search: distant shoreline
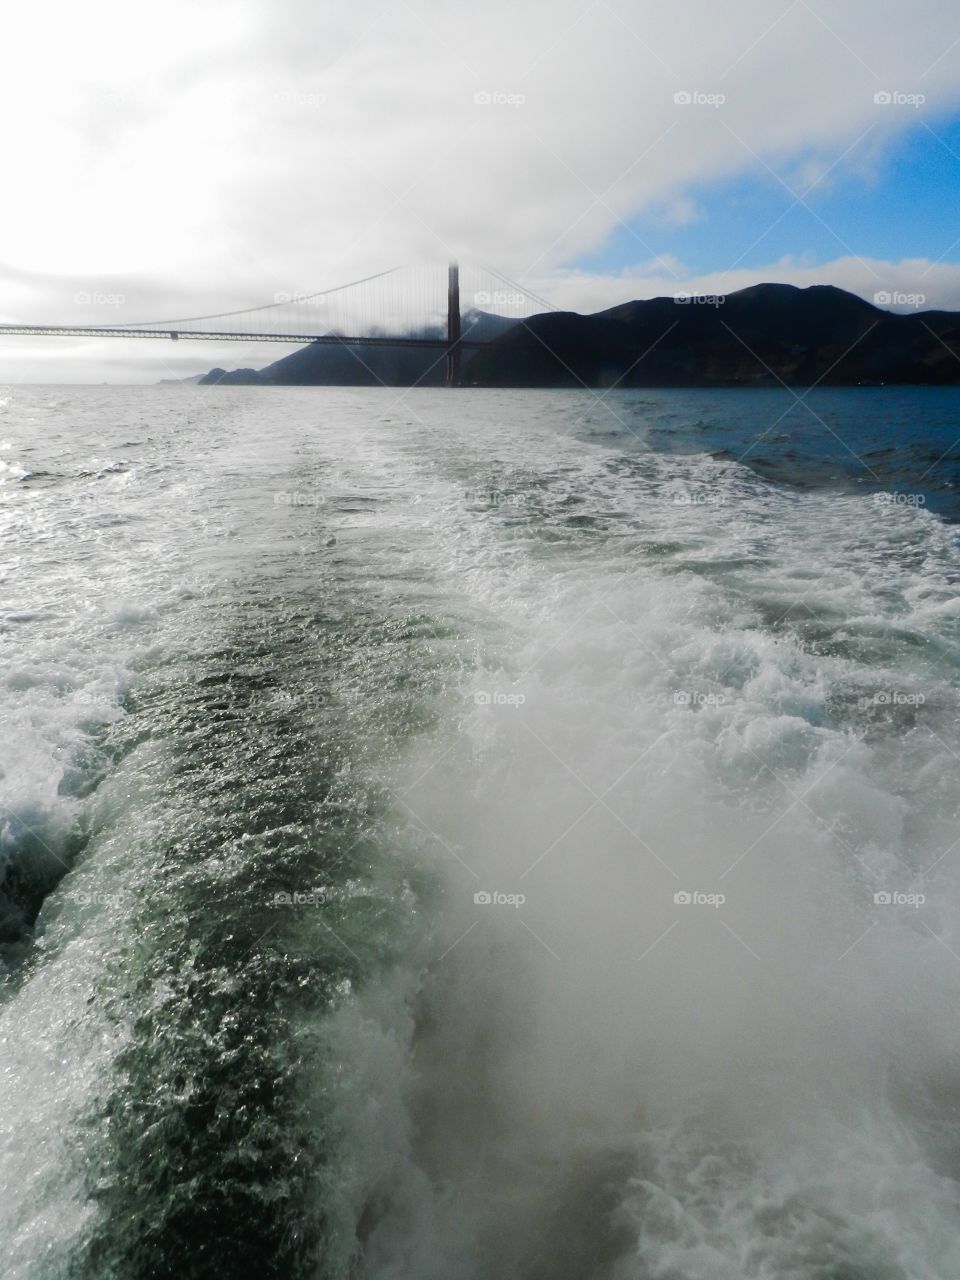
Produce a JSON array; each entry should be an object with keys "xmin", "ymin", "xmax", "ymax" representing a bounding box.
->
[{"xmin": 196, "ymin": 283, "xmax": 960, "ymax": 390}]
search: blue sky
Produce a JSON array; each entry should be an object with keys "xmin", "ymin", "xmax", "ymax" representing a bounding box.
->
[{"xmin": 579, "ymin": 112, "xmax": 960, "ymax": 284}]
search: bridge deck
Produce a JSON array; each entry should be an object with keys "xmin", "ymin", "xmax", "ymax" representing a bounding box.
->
[{"xmin": 0, "ymin": 325, "xmax": 489, "ymax": 348}]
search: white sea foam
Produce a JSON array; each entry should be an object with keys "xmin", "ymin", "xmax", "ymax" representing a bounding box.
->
[
  {"xmin": 313, "ymin": 394, "xmax": 960, "ymax": 1277},
  {"xmin": 2, "ymin": 387, "xmax": 959, "ymax": 1277}
]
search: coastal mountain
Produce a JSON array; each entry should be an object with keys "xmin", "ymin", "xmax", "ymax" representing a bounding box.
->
[
  {"xmin": 199, "ymin": 284, "xmax": 960, "ymax": 388},
  {"xmin": 201, "ymin": 344, "xmax": 445, "ymax": 387},
  {"xmin": 468, "ymin": 284, "xmax": 960, "ymax": 387}
]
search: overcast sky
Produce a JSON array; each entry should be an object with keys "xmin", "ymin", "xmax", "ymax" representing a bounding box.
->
[{"xmin": 3, "ymin": 0, "xmax": 960, "ymax": 381}]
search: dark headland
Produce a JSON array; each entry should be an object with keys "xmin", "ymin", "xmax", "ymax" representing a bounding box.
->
[{"xmin": 199, "ymin": 282, "xmax": 960, "ymax": 388}]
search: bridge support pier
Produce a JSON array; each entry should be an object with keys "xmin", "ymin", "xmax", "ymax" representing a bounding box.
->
[{"xmin": 445, "ymin": 262, "xmax": 461, "ymax": 387}]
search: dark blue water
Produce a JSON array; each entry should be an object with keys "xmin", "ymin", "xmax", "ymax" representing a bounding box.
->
[{"xmin": 581, "ymin": 387, "xmax": 960, "ymax": 520}]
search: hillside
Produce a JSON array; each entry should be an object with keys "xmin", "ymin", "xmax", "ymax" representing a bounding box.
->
[{"xmin": 199, "ymin": 285, "xmax": 960, "ymax": 388}]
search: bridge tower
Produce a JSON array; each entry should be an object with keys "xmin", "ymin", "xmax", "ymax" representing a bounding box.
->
[{"xmin": 445, "ymin": 262, "xmax": 461, "ymax": 387}]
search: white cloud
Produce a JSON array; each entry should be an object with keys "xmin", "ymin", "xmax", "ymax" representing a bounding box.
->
[
  {"xmin": 650, "ymin": 196, "xmax": 704, "ymax": 229},
  {"xmin": 547, "ymin": 254, "xmax": 960, "ymax": 314},
  {"xmin": 1, "ymin": 0, "xmax": 959, "ymax": 378}
]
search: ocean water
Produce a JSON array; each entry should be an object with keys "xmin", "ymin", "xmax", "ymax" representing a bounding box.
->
[{"xmin": 2, "ymin": 384, "xmax": 960, "ymax": 1279}]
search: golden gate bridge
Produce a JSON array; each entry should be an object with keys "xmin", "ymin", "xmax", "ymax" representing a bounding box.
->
[{"xmin": 0, "ymin": 262, "xmax": 556, "ymax": 386}]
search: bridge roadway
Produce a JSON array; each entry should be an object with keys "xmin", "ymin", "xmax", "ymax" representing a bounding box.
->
[{"xmin": 0, "ymin": 325, "xmax": 489, "ymax": 348}]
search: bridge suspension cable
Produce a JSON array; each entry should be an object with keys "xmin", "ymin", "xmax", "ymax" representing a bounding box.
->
[
  {"xmin": 116, "ymin": 266, "xmax": 404, "ymax": 329},
  {"xmin": 473, "ymin": 264, "xmax": 560, "ymax": 314}
]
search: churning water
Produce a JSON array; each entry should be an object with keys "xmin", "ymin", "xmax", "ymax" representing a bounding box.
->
[{"xmin": 2, "ymin": 385, "xmax": 960, "ymax": 1279}]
